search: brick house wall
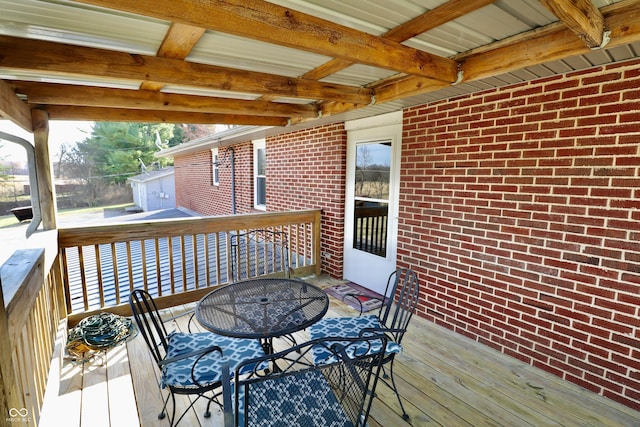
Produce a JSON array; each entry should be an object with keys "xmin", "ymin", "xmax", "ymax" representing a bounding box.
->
[
  {"xmin": 399, "ymin": 58, "xmax": 640, "ymax": 408},
  {"xmin": 174, "ymin": 150, "xmax": 230, "ymax": 215}
]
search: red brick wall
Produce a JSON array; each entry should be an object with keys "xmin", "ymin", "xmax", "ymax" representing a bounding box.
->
[
  {"xmin": 174, "ymin": 144, "xmax": 256, "ymax": 216},
  {"xmin": 400, "ymin": 58, "xmax": 640, "ymax": 408},
  {"xmin": 174, "ymin": 150, "xmax": 230, "ymax": 215},
  {"xmin": 268, "ymin": 124, "xmax": 347, "ymax": 277}
]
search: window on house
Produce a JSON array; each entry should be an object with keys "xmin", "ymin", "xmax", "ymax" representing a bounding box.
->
[
  {"xmin": 211, "ymin": 148, "xmax": 219, "ymax": 186},
  {"xmin": 253, "ymin": 139, "xmax": 266, "ymax": 210}
]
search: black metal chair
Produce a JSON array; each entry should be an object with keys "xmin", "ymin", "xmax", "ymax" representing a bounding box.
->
[
  {"xmin": 129, "ymin": 289, "xmax": 267, "ymax": 427},
  {"xmin": 230, "ymin": 229, "xmax": 291, "ymax": 282},
  {"xmin": 221, "ymin": 335, "xmax": 387, "ymax": 427},
  {"xmin": 308, "ymin": 267, "xmax": 421, "ymax": 420}
]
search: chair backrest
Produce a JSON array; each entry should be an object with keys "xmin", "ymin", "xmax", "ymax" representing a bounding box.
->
[
  {"xmin": 129, "ymin": 289, "xmax": 170, "ymax": 365},
  {"xmin": 223, "ymin": 335, "xmax": 387, "ymax": 427},
  {"xmin": 230, "ymin": 229, "xmax": 290, "ymax": 282},
  {"xmin": 377, "ymin": 267, "xmax": 420, "ymax": 344}
]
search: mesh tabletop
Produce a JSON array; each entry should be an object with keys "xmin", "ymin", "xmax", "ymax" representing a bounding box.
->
[{"xmin": 195, "ymin": 278, "xmax": 329, "ymax": 339}]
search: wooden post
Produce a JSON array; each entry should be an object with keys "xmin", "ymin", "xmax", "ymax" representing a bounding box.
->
[{"xmin": 32, "ymin": 109, "xmax": 57, "ymax": 230}]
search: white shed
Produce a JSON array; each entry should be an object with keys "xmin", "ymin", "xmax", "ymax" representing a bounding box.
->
[{"xmin": 128, "ymin": 167, "xmax": 175, "ymax": 212}]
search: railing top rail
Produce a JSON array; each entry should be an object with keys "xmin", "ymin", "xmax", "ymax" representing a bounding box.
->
[{"xmin": 58, "ymin": 209, "xmax": 321, "ymax": 248}]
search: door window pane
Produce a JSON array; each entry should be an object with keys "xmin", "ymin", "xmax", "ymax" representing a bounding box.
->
[
  {"xmin": 352, "ymin": 141, "xmax": 391, "ymax": 257},
  {"xmin": 354, "ymin": 143, "xmax": 390, "ymax": 200}
]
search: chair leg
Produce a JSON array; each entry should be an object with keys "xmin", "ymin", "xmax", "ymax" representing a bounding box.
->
[
  {"xmin": 204, "ymin": 394, "xmax": 214, "ymax": 418},
  {"xmin": 158, "ymin": 391, "xmax": 170, "ymax": 420},
  {"xmin": 382, "ymin": 359, "xmax": 410, "ymax": 421}
]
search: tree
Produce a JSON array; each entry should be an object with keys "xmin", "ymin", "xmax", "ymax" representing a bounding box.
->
[
  {"xmin": 57, "ymin": 122, "xmax": 215, "ymax": 206},
  {"xmin": 172, "ymin": 124, "xmax": 215, "ymax": 146}
]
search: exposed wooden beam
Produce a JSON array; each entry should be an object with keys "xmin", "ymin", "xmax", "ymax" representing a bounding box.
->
[
  {"xmin": 384, "ymin": 0, "xmax": 496, "ymax": 42},
  {"xmin": 0, "ymin": 36, "xmax": 373, "ymax": 105},
  {"xmin": 140, "ymin": 22, "xmax": 206, "ymax": 91},
  {"xmin": 0, "ymin": 79, "xmax": 32, "ymax": 132},
  {"xmin": 44, "ymin": 105, "xmax": 290, "ymax": 126},
  {"xmin": 539, "ymin": 0, "xmax": 605, "ymax": 48},
  {"xmin": 73, "ymin": 0, "xmax": 459, "ymax": 82},
  {"xmin": 318, "ymin": 75, "xmax": 451, "ymax": 120},
  {"xmin": 374, "ymin": 76, "xmax": 451, "ymax": 105},
  {"xmin": 459, "ymin": 0, "xmax": 640, "ymax": 82},
  {"xmin": 157, "ymin": 22, "xmax": 206, "ymax": 59},
  {"xmin": 12, "ymin": 81, "xmax": 319, "ymax": 119},
  {"xmin": 302, "ymin": 0, "xmax": 495, "ymax": 81},
  {"xmin": 372, "ymin": 0, "xmax": 640, "ymax": 103}
]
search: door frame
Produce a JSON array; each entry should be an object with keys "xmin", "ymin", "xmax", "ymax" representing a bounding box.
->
[{"xmin": 343, "ymin": 111, "xmax": 402, "ymax": 294}]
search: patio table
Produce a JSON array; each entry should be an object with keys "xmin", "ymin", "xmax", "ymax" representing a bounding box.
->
[{"xmin": 195, "ymin": 277, "xmax": 329, "ymax": 354}]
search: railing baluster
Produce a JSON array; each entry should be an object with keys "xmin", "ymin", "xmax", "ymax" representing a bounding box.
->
[
  {"xmin": 61, "ymin": 248, "xmax": 73, "ymax": 314},
  {"xmin": 192, "ymin": 234, "xmax": 199, "ymax": 288},
  {"xmin": 168, "ymin": 236, "xmax": 176, "ymax": 294},
  {"xmin": 180, "ymin": 236, "xmax": 187, "ymax": 292},
  {"xmin": 125, "ymin": 241, "xmax": 134, "ymax": 294},
  {"xmin": 214, "ymin": 232, "xmax": 221, "ymax": 285},
  {"xmin": 94, "ymin": 244, "xmax": 104, "ymax": 307},
  {"xmin": 204, "ymin": 233, "xmax": 210, "ymax": 287},
  {"xmin": 111, "ymin": 243, "xmax": 120, "ymax": 305},
  {"xmin": 78, "ymin": 246, "xmax": 89, "ymax": 311},
  {"xmin": 154, "ymin": 238, "xmax": 162, "ymax": 296}
]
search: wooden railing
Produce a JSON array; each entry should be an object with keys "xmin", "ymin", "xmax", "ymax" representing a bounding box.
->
[
  {"xmin": 0, "ymin": 231, "xmax": 65, "ymax": 426},
  {"xmin": 58, "ymin": 210, "xmax": 322, "ymax": 325}
]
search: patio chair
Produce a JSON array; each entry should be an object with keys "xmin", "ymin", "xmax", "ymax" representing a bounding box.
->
[
  {"xmin": 230, "ymin": 229, "xmax": 291, "ymax": 282},
  {"xmin": 221, "ymin": 335, "xmax": 388, "ymax": 427},
  {"xmin": 308, "ymin": 267, "xmax": 420, "ymax": 420},
  {"xmin": 129, "ymin": 289, "xmax": 267, "ymax": 427}
]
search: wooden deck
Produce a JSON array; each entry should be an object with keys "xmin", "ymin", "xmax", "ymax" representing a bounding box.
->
[{"xmin": 39, "ymin": 275, "xmax": 640, "ymax": 427}]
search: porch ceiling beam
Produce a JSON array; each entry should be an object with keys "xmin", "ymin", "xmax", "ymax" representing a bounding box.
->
[
  {"xmin": 302, "ymin": 0, "xmax": 496, "ymax": 81},
  {"xmin": 0, "ymin": 36, "xmax": 373, "ymax": 105},
  {"xmin": 44, "ymin": 105, "xmax": 290, "ymax": 126},
  {"xmin": 371, "ymin": 0, "xmax": 640, "ymax": 103},
  {"xmin": 11, "ymin": 81, "xmax": 319, "ymax": 120},
  {"xmin": 140, "ymin": 22, "xmax": 207, "ymax": 91},
  {"xmin": 459, "ymin": 0, "xmax": 640, "ymax": 82},
  {"xmin": 539, "ymin": 0, "xmax": 605, "ymax": 49},
  {"xmin": 0, "ymin": 79, "xmax": 32, "ymax": 132},
  {"xmin": 72, "ymin": 0, "xmax": 459, "ymax": 83}
]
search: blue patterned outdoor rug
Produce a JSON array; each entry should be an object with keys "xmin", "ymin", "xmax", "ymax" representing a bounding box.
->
[{"xmin": 325, "ymin": 282, "xmax": 384, "ymax": 312}]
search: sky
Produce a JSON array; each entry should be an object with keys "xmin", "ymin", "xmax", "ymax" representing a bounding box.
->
[{"xmin": 0, "ymin": 120, "xmax": 94, "ymax": 167}]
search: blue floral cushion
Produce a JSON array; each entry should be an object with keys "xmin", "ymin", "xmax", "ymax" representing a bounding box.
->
[
  {"xmin": 308, "ymin": 315, "xmax": 402, "ymax": 365},
  {"xmin": 238, "ymin": 369, "xmax": 354, "ymax": 427},
  {"xmin": 162, "ymin": 332, "xmax": 266, "ymax": 389}
]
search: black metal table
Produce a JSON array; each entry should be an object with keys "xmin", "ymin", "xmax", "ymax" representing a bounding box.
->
[{"xmin": 195, "ymin": 278, "xmax": 329, "ymax": 354}]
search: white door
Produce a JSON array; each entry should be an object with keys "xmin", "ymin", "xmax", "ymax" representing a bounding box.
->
[{"xmin": 343, "ymin": 112, "xmax": 402, "ymax": 295}]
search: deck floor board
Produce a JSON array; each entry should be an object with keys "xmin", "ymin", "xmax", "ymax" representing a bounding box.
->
[{"xmin": 41, "ymin": 275, "xmax": 640, "ymax": 426}]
